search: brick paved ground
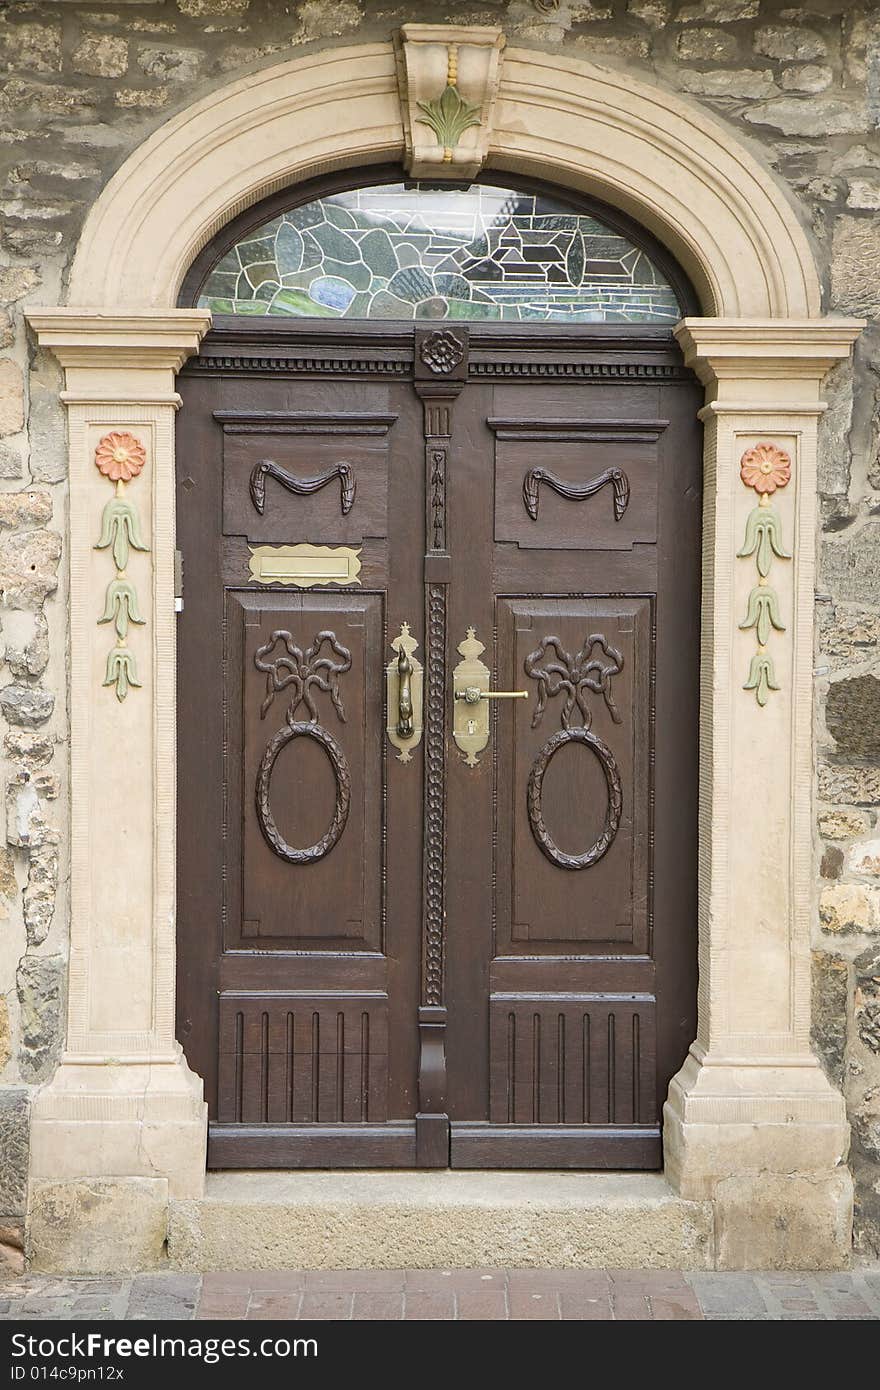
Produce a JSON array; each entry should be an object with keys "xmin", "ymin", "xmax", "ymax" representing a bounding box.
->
[{"xmin": 0, "ymin": 1269, "xmax": 877, "ymax": 1320}]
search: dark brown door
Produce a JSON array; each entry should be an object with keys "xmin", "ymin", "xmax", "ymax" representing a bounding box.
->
[{"xmin": 176, "ymin": 320, "xmax": 701, "ymax": 1169}]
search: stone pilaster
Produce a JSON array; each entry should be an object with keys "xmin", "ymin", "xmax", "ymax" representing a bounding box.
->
[
  {"xmin": 665, "ymin": 318, "xmax": 863, "ymax": 1269},
  {"xmin": 23, "ymin": 311, "xmax": 210, "ymax": 1271}
]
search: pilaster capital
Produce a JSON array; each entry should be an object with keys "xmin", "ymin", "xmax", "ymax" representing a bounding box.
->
[
  {"xmin": 25, "ymin": 309, "xmax": 212, "ymax": 374},
  {"xmin": 674, "ymin": 317, "xmax": 864, "ymax": 401}
]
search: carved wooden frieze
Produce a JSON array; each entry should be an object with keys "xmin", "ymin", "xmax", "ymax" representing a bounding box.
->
[
  {"xmin": 524, "ymin": 634, "xmax": 624, "ymax": 870},
  {"xmin": 737, "ymin": 443, "xmax": 792, "ymax": 707},
  {"xmin": 94, "ymin": 431, "xmax": 149, "ymax": 701},
  {"xmin": 396, "ymin": 23, "xmax": 505, "ymax": 179},
  {"xmin": 253, "ymin": 629, "xmax": 352, "ymax": 864}
]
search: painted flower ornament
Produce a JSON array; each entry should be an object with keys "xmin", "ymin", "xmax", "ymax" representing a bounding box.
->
[
  {"xmin": 94, "ymin": 431, "xmax": 147, "ymax": 483},
  {"xmin": 739, "ymin": 443, "xmax": 791, "ymax": 496},
  {"xmin": 737, "ymin": 442, "xmax": 792, "ymax": 708},
  {"xmin": 94, "ymin": 431, "xmax": 149, "ymax": 701}
]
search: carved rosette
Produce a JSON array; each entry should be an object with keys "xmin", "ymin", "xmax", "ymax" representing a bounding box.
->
[
  {"xmin": 253, "ymin": 629, "xmax": 352, "ymax": 864},
  {"xmin": 94, "ymin": 431, "xmax": 149, "ymax": 701},
  {"xmin": 737, "ymin": 443, "xmax": 792, "ymax": 707},
  {"xmin": 419, "ymin": 329, "xmax": 466, "ymax": 377},
  {"xmin": 524, "ymin": 634, "xmax": 624, "ymax": 870}
]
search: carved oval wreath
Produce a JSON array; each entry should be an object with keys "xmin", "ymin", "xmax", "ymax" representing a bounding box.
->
[
  {"xmin": 527, "ymin": 727, "xmax": 623, "ymax": 871},
  {"xmin": 256, "ymin": 720, "xmax": 351, "ymax": 865}
]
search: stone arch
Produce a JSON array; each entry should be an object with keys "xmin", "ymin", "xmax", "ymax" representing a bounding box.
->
[{"xmin": 67, "ymin": 42, "xmax": 819, "ymax": 319}]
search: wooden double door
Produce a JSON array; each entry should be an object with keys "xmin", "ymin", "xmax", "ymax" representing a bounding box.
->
[{"xmin": 176, "ymin": 321, "xmax": 701, "ymax": 1169}]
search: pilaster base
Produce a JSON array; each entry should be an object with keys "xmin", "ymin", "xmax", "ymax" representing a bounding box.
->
[
  {"xmin": 29, "ymin": 1048, "xmax": 207, "ymax": 1206},
  {"xmin": 664, "ymin": 1048, "xmax": 852, "ymax": 1269},
  {"xmin": 29, "ymin": 1178, "xmax": 170, "ymax": 1275}
]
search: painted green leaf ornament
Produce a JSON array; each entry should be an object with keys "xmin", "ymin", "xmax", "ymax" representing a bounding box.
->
[
  {"xmin": 99, "ymin": 577, "xmax": 145, "ymax": 640},
  {"xmin": 739, "ymin": 584, "xmax": 785, "ymax": 647},
  {"xmin": 95, "ymin": 496, "xmax": 149, "ymax": 572},
  {"xmin": 743, "ymin": 651, "xmax": 781, "ymax": 708},
  {"xmin": 736, "ymin": 503, "xmax": 790, "ymax": 578},
  {"xmin": 103, "ymin": 646, "xmax": 141, "ymax": 702},
  {"xmin": 416, "ymin": 85, "xmax": 481, "ymax": 152}
]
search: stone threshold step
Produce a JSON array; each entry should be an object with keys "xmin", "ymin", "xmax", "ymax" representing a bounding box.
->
[{"xmin": 168, "ymin": 1171, "xmax": 714, "ymax": 1271}]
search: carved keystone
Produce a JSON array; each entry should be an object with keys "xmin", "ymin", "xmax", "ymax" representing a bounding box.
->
[{"xmin": 396, "ymin": 24, "xmax": 505, "ymax": 180}]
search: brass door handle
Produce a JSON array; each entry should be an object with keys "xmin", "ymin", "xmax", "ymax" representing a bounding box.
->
[
  {"xmin": 398, "ymin": 646, "xmax": 414, "ymax": 738},
  {"xmin": 386, "ymin": 623, "xmax": 423, "ymax": 763},
  {"xmin": 455, "ymin": 687, "xmax": 528, "ymax": 704},
  {"xmin": 452, "ymin": 627, "xmax": 529, "ymax": 766}
]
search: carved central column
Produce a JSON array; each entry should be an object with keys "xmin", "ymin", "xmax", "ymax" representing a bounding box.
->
[{"xmin": 413, "ymin": 326, "xmax": 468, "ymax": 1167}]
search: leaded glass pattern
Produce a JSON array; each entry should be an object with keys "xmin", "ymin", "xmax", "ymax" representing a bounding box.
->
[{"xmin": 198, "ymin": 183, "xmax": 681, "ymax": 323}]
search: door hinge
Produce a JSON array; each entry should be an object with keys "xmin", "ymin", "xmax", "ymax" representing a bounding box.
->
[{"xmin": 174, "ymin": 548, "xmax": 184, "ymax": 613}]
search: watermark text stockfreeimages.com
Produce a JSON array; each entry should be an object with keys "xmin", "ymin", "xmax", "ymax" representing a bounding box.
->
[{"xmin": 11, "ymin": 1333, "xmax": 317, "ymax": 1368}]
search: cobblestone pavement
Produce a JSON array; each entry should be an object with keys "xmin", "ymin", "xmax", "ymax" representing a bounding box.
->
[{"xmin": 0, "ymin": 1269, "xmax": 878, "ymax": 1320}]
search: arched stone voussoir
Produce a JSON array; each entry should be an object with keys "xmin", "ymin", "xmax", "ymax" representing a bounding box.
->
[{"xmin": 67, "ymin": 42, "xmax": 820, "ymax": 318}]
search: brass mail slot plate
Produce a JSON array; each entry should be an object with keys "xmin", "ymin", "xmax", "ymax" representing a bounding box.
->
[{"xmin": 248, "ymin": 543, "xmax": 362, "ymax": 587}]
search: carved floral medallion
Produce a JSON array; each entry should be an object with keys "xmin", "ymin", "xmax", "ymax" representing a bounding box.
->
[
  {"xmin": 419, "ymin": 329, "xmax": 465, "ymax": 376},
  {"xmin": 94, "ymin": 431, "xmax": 147, "ymax": 483},
  {"xmin": 740, "ymin": 442, "xmax": 791, "ymax": 495}
]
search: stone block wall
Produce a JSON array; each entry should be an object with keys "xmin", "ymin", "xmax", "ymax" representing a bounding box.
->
[{"xmin": 1, "ymin": 0, "xmax": 879, "ymax": 1257}]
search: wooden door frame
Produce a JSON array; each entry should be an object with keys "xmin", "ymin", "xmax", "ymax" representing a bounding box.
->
[{"xmin": 24, "ymin": 33, "xmax": 862, "ymax": 1270}]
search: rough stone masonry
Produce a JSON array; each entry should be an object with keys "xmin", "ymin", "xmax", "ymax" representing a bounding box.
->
[{"xmin": 1, "ymin": 0, "xmax": 879, "ymax": 1263}]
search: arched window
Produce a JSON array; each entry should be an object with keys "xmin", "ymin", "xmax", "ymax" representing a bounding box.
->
[{"xmin": 195, "ymin": 181, "xmax": 683, "ymax": 324}]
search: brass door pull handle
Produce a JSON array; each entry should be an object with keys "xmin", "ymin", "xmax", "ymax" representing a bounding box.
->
[
  {"xmin": 398, "ymin": 646, "xmax": 414, "ymax": 738},
  {"xmin": 386, "ymin": 623, "xmax": 423, "ymax": 763},
  {"xmin": 455, "ymin": 687, "xmax": 529, "ymax": 704}
]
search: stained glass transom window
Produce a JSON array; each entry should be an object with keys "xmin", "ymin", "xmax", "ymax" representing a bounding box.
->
[{"xmin": 197, "ymin": 183, "xmax": 682, "ymax": 323}]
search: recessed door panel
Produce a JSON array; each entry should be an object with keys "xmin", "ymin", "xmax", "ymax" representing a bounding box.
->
[
  {"xmin": 492, "ymin": 429, "xmax": 661, "ymax": 551},
  {"xmin": 228, "ymin": 589, "xmax": 383, "ymax": 950},
  {"xmin": 495, "ymin": 596, "xmax": 651, "ymax": 951},
  {"xmin": 488, "ymin": 995, "xmax": 657, "ymax": 1127},
  {"xmin": 217, "ymin": 992, "xmax": 389, "ymax": 1125},
  {"xmin": 221, "ymin": 420, "xmax": 393, "ymax": 544}
]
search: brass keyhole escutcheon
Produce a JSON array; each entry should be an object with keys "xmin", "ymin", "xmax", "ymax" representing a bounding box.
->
[{"xmin": 452, "ymin": 627, "xmax": 528, "ymax": 766}]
